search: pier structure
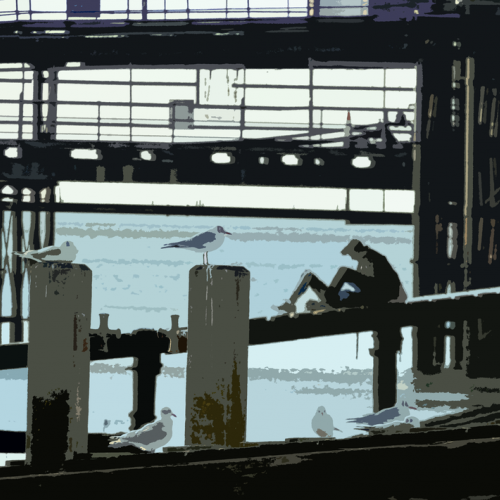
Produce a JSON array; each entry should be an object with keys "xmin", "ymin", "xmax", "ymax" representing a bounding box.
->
[{"xmin": 0, "ymin": 1, "xmax": 500, "ymax": 490}]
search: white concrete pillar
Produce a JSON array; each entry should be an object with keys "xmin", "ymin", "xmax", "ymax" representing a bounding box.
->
[
  {"xmin": 26, "ymin": 263, "xmax": 92, "ymax": 469},
  {"xmin": 185, "ymin": 265, "xmax": 250, "ymax": 448}
]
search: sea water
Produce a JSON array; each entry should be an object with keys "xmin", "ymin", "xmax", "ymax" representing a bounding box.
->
[{"xmin": 0, "ymin": 214, "xmax": 468, "ymax": 464}]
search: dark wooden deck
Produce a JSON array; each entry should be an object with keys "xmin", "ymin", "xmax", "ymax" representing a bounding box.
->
[{"xmin": 0, "ymin": 423, "xmax": 499, "ymax": 498}]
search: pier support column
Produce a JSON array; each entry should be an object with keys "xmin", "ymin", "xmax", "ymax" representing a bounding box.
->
[
  {"xmin": 370, "ymin": 327, "xmax": 402, "ymax": 413},
  {"xmin": 26, "ymin": 263, "xmax": 92, "ymax": 469},
  {"xmin": 128, "ymin": 350, "xmax": 163, "ymax": 431},
  {"xmin": 185, "ymin": 265, "xmax": 250, "ymax": 448}
]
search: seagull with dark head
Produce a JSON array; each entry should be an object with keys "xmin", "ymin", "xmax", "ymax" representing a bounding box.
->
[
  {"xmin": 347, "ymin": 394, "xmax": 416, "ymax": 428},
  {"xmin": 108, "ymin": 407, "xmax": 177, "ymax": 453},
  {"xmin": 161, "ymin": 226, "xmax": 231, "ymax": 265}
]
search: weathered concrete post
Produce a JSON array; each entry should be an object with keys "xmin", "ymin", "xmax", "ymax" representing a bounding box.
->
[
  {"xmin": 185, "ymin": 265, "xmax": 250, "ymax": 448},
  {"xmin": 26, "ymin": 263, "xmax": 92, "ymax": 469},
  {"xmin": 370, "ymin": 326, "xmax": 402, "ymax": 413}
]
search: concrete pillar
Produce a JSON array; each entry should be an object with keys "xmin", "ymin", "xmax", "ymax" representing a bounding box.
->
[
  {"xmin": 26, "ymin": 263, "xmax": 92, "ymax": 469},
  {"xmin": 185, "ymin": 265, "xmax": 250, "ymax": 448}
]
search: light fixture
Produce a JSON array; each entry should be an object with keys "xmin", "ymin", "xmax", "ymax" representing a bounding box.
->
[
  {"xmin": 281, "ymin": 154, "xmax": 302, "ymax": 166},
  {"xmin": 351, "ymin": 156, "xmax": 373, "ymax": 169},
  {"xmin": 70, "ymin": 149, "xmax": 101, "ymax": 160},
  {"xmin": 4, "ymin": 147, "xmax": 21, "ymax": 159},
  {"xmin": 140, "ymin": 151, "xmax": 156, "ymax": 161},
  {"xmin": 211, "ymin": 152, "xmax": 233, "ymax": 164}
]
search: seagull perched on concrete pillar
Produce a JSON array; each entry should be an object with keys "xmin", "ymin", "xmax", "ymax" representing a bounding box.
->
[
  {"xmin": 161, "ymin": 226, "xmax": 231, "ymax": 265},
  {"xmin": 12, "ymin": 241, "xmax": 78, "ymax": 263}
]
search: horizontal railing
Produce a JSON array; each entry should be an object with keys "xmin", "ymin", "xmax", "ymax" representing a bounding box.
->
[{"xmin": 2, "ymin": 287, "xmax": 500, "ymax": 371}]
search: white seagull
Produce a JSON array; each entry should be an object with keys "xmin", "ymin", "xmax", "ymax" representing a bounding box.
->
[
  {"xmin": 355, "ymin": 415, "xmax": 422, "ymax": 434},
  {"xmin": 12, "ymin": 241, "xmax": 78, "ymax": 263},
  {"xmin": 161, "ymin": 226, "xmax": 231, "ymax": 265},
  {"xmin": 312, "ymin": 406, "xmax": 342, "ymax": 438},
  {"xmin": 108, "ymin": 407, "xmax": 177, "ymax": 453},
  {"xmin": 347, "ymin": 394, "xmax": 416, "ymax": 429}
]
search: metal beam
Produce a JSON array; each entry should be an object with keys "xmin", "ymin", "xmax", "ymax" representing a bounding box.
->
[{"xmin": 0, "ymin": 200, "xmax": 412, "ymax": 224}]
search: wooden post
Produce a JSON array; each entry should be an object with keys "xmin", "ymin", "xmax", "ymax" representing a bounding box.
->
[
  {"xmin": 370, "ymin": 327, "xmax": 402, "ymax": 413},
  {"xmin": 25, "ymin": 263, "xmax": 92, "ymax": 470},
  {"xmin": 185, "ymin": 265, "xmax": 250, "ymax": 448}
]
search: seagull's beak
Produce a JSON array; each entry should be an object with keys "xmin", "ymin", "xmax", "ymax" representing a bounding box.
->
[
  {"xmin": 409, "ymin": 406, "xmax": 417, "ymax": 410},
  {"xmin": 172, "ymin": 413, "xmax": 177, "ymax": 417},
  {"xmin": 225, "ymin": 231, "xmax": 232, "ymax": 235}
]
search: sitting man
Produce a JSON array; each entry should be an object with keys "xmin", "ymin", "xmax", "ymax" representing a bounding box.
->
[{"xmin": 273, "ymin": 239, "xmax": 407, "ymax": 315}]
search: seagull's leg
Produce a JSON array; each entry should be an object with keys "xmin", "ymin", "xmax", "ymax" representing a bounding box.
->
[{"xmin": 203, "ymin": 252, "xmax": 208, "ymax": 265}]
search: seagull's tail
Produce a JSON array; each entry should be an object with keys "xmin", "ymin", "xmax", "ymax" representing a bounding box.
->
[
  {"xmin": 108, "ymin": 439, "xmax": 128, "ymax": 449},
  {"xmin": 346, "ymin": 418, "xmax": 362, "ymax": 424},
  {"xmin": 161, "ymin": 244, "xmax": 181, "ymax": 249},
  {"xmin": 12, "ymin": 251, "xmax": 24, "ymax": 257}
]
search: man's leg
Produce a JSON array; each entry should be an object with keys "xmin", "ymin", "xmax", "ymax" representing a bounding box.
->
[
  {"xmin": 289, "ymin": 271, "xmax": 328, "ymax": 304},
  {"xmin": 325, "ymin": 267, "xmax": 376, "ymax": 306},
  {"xmin": 274, "ymin": 271, "xmax": 328, "ymax": 314}
]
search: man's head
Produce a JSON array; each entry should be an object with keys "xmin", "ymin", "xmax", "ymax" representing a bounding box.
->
[{"xmin": 341, "ymin": 239, "xmax": 368, "ymax": 259}]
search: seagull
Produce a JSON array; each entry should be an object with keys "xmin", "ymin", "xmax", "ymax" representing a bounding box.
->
[
  {"xmin": 108, "ymin": 407, "xmax": 176, "ymax": 453},
  {"xmin": 355, "ymin": 415, "xmax": 422, "ymax": 435},
  {"xmin": 12, "ymin": 241, "xmax": 78, "ymax": 263},
  {"xmin": 347, "ymin": 394, "xmax": 416, "ymax": 428},
  {"xmin": 312, "ymin": 406, "xmax": 342, "ymax": 438},
  {"xmin": 404, "ymin": 415, "xmax": 420, "ymax": 428},
  {"xmin": 161, "ymin": 226, "xmax": 231, "ymax": 265}
]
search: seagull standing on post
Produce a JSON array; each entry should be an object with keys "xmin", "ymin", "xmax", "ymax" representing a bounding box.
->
[
  {"xmin": 12, "ymin": 241, "xmax": 78, "ymax": 263},
  {"xmin": 161, "ymin": 226, "xmax": 231, "ymax": 265}
]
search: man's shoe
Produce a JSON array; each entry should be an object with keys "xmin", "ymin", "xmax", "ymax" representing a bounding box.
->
[
  {"xmin": 271, "ymin": 300, "xmax": 296, "ymax": 315},
  {"xmin": 306, "ymin": 300, "xmax": 335, "ymax": 313}
]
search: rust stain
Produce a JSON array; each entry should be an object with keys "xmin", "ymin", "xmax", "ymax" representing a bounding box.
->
[
  {"xmin": 190, "ymin": 394, "xmax": 225, "ymax": 445},
  {"xmin": 82, "ymin": 337, "xmax": 88, "ymax": 353}
]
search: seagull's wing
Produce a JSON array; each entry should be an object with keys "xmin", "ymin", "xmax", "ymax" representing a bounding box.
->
[
  {"xmin": 163, "ymin": 231, "xmax": 217, "ymax": 250},
  {"xmin": 129, "ymin": 421, "xmax": 167, "ymax": 446},
  {"xmin": 34, "ymin": 247, "xmax": 62, "ymax": 260},
  {"xmin": 347, "ymin": 406, "xmax": 401, "ymax": 426},
  {"xmin": 314, "ymin": 428, "xmax": 329, "ymax": 438}
]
